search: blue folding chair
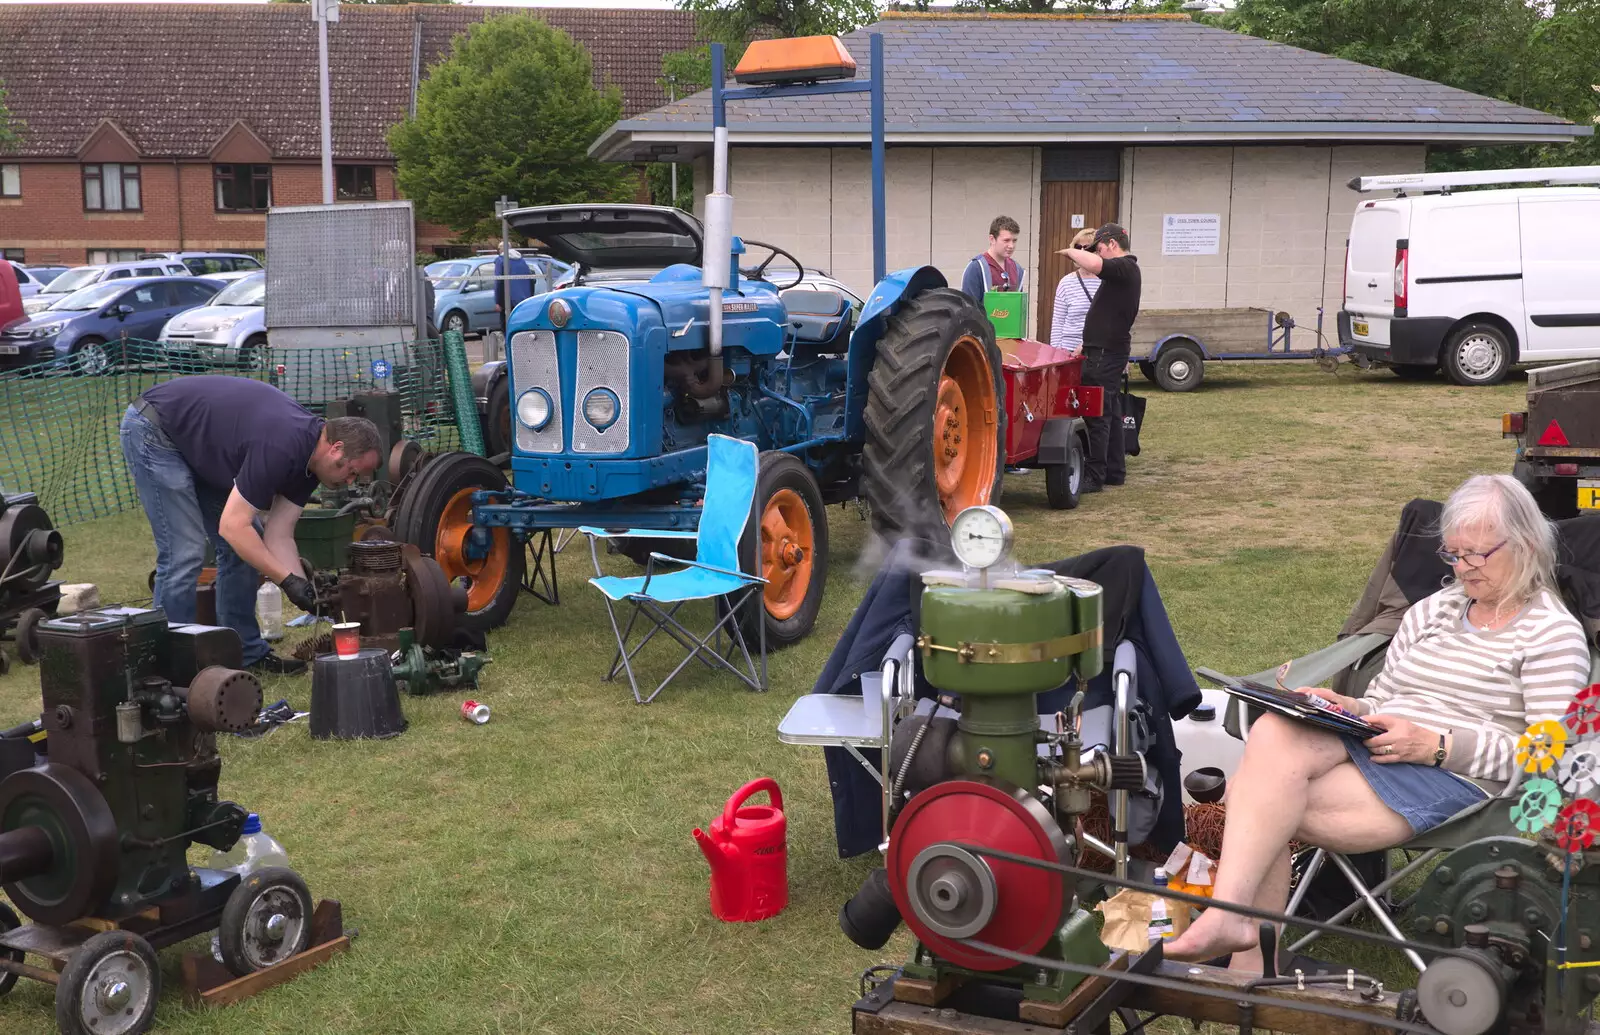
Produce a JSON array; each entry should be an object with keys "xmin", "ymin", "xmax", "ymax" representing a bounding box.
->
[{"xmin": 580, "ymin": 434, "xmax": 768, "ymax": 704}]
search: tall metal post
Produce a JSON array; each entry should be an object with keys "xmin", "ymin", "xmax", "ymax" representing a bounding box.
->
[
  {"xmin": 313, "ymin": 0, "xmax": 338, "ymax": 205},
  {"xmin": 668, "ymin": 76, "xmax": 679, "ymax": 206},
  {"xmin": 870, "ymin": 32, "xmax": 886, "ymax": 285},
  {"xmin": 493, "ymin": 195, "xmax": 518, "ymax": 364}
]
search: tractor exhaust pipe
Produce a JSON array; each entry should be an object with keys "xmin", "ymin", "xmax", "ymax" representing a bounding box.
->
[
  {"xmin": 701, "ymin": 45, "xmax": 733, "ymax": 396},
  {"xmin": 0, "ymin": 826, "xmax": 53, "ymax": 884}
]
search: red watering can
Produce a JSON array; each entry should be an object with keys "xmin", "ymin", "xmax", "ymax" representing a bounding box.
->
[{"xmin": 692, "ymin": 778, "xmax": 788, "ymax": 922}]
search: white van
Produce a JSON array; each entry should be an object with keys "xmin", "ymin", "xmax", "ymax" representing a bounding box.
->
[{"xmin": 1340, "ymin": 167, "xmax": 1600, "ymax": 386}]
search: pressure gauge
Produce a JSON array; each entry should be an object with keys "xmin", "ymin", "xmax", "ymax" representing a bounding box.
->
[{"xmin": 950, "ymin": 505, "xmax": 1014, "ymax": 571}]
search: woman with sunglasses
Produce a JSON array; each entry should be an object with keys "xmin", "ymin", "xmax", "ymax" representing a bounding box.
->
[{"xmin": 1166, "ymin": 473, "xmax": 1590, "ymax": 969}]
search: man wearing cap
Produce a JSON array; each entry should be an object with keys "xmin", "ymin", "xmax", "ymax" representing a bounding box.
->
[
  {"xmin": 1060, "ymin": 223, "xmax": 1140, "ymax": 492},
  {"xmin": 960, "ymin": 216, "xmax": 1025, "ymax": 304}
]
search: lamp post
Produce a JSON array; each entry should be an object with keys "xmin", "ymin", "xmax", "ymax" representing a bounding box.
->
[
  {"xmin": 667, "ymin": 75, "xmax": 679, "ymax": 206},
  {"xmin": 492, "ymin": 195, "xmax": 519, "ymax": 363},
  {"xmin": 312, "ymin": 0, "xmax": 339, "ymax": 204}
]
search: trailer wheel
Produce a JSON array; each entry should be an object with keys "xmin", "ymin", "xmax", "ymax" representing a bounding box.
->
[
  {"xmin": 1044, "ymin": 433, "xmax": 1084, "ymax": 510},
  {"xmin": 15, "ymin": 607, "xmax": 46, "ymax": 664},
  {"xmin": 863, "ymin": 287, "xmax": 1005, "ymax": 546},
  {"xmin": 1153, "ymin": 342, "xmax": 1203, "ymax": 392},
  {"xmin": 0, "ymin": 902, "xmax": 20, "ymax": 996},
  {"xmin": 56, "ymin": 930, "xmax": 159, "ymax": 1035},
  {"xmin": 218, "ymin": 866, "xmax": 313, "ymax": 976},
  {"xmin": 1137, "ymin": 360, "xmax": 1157, "ymax": 384},
  {"xmin": 394, "ymin": 452, "xmax": 523, "ymax": 631},
  {"xmin": 732, "ymin": 452, "xmax": 829, "ymax": 649}
]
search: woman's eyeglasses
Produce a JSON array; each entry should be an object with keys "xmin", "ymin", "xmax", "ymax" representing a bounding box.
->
[{"xmin": 1437, "ymin": 540, "xmax": 1507, "ymax": 568}]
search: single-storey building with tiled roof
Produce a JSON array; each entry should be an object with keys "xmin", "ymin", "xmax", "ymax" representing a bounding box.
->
[
  {"xmin": 0, "ymin": 3, "xmax": 696, "ymax": 264},
  {"xmin": 594, "ymin": 12, "xmax": 1588, "ymax": 346}
]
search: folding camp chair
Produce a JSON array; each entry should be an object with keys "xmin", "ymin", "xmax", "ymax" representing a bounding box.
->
[
  {"xmin": 580, "ymin": 434, "xmax": 767, "ymax": 704},
  {"xmin": 1199, "ymin": 640, "xmax": 1600, "ymax": 973}
]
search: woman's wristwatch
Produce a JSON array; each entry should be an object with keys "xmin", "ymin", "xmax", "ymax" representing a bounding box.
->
[{"xmin": 1432, "ymin": 731, "xmax": 1449, "ymax": 767}]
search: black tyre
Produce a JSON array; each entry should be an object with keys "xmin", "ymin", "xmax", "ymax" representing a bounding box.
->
[
  {"xmin": 394, "ymin": 451, "xmax": 524, "ymax": 631},
  {"xmin": 72, "ymin": 337, "xmax": 114, "ymax": 377},
  {"xmin": 484, "ymin": 373, "xmax": 512, "ymax": 460},
  {"xmin": 15, "ymin": 607, "xmax": 46, "ymax": 664},
  {"xmin": 862, "ymin": 287, "xmax": 1006, "ymax": 547},
  {"xmin": 239, "ymin": 334, "xmax": 270, "ymax": 372},
  {"xmin": 732, "ymin": 451, "xmax": 829, "ymax": 649},
  {"xmin": 1515, "ymin": 461, "xmax": 1579, "ymax": 520},
  {"xmin": 1153, "ymin": 342, "xmax": 1203, "ymax": 392},
  {"xmin": 0, "ymin": 901, "xmax": 19, "ymax": 996},
  {"xmin": 442, "ymin": 310, "xmax": 469, "ymax": 337},
  {"xmin": 218, "ymin": 866, "xmax": 314, "ymax": 977},
  {"xmin": 1442, "ymin": 322, "xmax": 1512, "ymax": 386},
  {"xmin": 1044, "ymin": 432, "xmax": 1084, "ymax": 510},
  {"xmin": 1137, "ymin": 360, "xmax": 1157, "ymax": 384},
  {"xmin": 56, "ymin": 930, "xmax": 159, "ymax": 1035},
  {"xmin": 1390, "ymin": 363, "xmax": 1436, "ymax": 380}
]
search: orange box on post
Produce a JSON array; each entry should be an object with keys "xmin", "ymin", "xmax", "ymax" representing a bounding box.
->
[{"xmin": 733, "ymin": 36, "xmax": 857, "ymax": 85}]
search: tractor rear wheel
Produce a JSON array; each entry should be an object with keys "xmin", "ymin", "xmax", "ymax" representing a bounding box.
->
[
  {"xmin": 862, "ymin": 288, "xmax": 1005, "ymax": 545},
  {"xmin": 394, "ymin": 452, "xmax": 523, "ymax": 632},
  {"xmin": 734, "ymin": 452, "xmax": 828, "ymax": 649}
]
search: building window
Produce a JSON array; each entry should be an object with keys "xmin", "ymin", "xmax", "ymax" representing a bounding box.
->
[
  {"xmin": 83, "ymin": 163, "xmax": 142, "ymax": 212},
  {"xmin": 432, "ymin": 245, "xmax": 471, "ymax": 259},
  {"xmin": 2, "ymin": 248, "xmax": 23, "ymax": 262},
  {"xmin": 89, "ymin": 248, "xmax": 145, "ymax": 264},
  {"xmin": 336, "ymin": 165, "xmax": 376, "ymax": 201},
  {"xmin": 1, "ymin": 164, "xmax": 18, "ymax": 198},
  {"xmin": 214, "ymin": 163, "xmax": 271, "ymax": 212}
]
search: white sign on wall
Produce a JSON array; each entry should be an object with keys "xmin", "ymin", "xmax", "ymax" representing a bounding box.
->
[
  {"xmin": 1161, "ymin": 213, "xmax": 1221, "ymax": 256},
  {"xmin": 1071, "ymin": 214, "xmax": 1086, "ymax": 229}
]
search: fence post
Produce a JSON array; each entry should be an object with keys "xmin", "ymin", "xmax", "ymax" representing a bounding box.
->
[{"xmin": 442, "ymin": 330, "xmax": 485, "ymax": 456}]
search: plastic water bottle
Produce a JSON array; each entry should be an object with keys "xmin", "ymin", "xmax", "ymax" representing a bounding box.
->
[
  {"xmin": 256, "ymin": 582, "xmax": 284, "ymax": 641},
  {"xmin": 208, "ymin": 813, "xmax": 290, "ymax": 963},
  {"xmin": 1147, "ymin": 868, "xmax": 1177, "ymax": 943}
]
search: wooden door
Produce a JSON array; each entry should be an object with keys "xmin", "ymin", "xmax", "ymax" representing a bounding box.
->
[{"xmin": 1036, "ymin": 181, "xmax": 1119, "ymax": 344}]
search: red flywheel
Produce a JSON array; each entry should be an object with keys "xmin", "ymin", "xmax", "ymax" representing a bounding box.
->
[{"xmin": 887, "ymin": 779, "xmax": 1071, "ymax": 972}]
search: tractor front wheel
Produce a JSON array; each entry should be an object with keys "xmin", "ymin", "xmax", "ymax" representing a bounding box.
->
[
  {"xmin": 862, "ymin": 288, "xmax": 1005, "ymax": 546},
  {"xmin": 394, "ymin": 452, "xmax": 523, "ymax": 631},
  {"xmin": 734, "ymin": 452, "xmax": 828, "ymax": 649}
]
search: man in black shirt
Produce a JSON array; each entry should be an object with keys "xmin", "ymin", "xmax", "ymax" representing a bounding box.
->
[
  {"xmin": 119, "ymin": 377, "xmax": 381, "ymax": 673},
  {"xmin": 1059, "ymin": 223, "xmax": 1141, "ymax": 491}
]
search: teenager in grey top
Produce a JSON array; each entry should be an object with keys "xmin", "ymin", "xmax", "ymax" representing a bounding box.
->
[{"xmin": 1166, "ymin": 474, "xmax": 1590, "ymax": 970}]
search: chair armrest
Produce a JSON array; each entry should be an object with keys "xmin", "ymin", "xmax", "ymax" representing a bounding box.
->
[
  {"xmin": 645, "ymin": 552, "xmax": 770, "ymax": 585},
  {"xmin": 578, "ymin": 526, "xmax": 698, "ymax": 540}
]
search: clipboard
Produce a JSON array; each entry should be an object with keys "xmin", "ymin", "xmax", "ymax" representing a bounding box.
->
[{"xmin": 1199, "ymin": 673, "xmax": 1384, "ymax": 740}]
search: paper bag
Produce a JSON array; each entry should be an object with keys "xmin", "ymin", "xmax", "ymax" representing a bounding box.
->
[{"xmin": 1094, "ymin": 887, "xmax": 1192, "ymax": 952}]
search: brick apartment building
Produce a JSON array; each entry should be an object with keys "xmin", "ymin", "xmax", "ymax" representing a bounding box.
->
[{"xmin": 0, "ymin": 3, "xmax": 696, "ymax": 266}]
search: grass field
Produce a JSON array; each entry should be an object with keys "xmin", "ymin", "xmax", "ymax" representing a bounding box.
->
[{"xmin": 0, "ymin": 361, "xmax": 1527, "ymax": 1035}]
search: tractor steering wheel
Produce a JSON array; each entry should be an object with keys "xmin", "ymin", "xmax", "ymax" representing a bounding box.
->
[{"xmin": 738, "ymin": 240, "xmax": 806, "ymax": 290}]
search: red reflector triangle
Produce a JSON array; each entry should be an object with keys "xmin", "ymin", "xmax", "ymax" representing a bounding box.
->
[{"xmin": 1538, "ymin": 420, "xmax": 1571, "ymax": 447}]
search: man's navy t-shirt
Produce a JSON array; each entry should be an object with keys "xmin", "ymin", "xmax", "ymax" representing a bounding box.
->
[{"xmin": 142, "ymin": 377, "xmax": 323, "ymax": 510}]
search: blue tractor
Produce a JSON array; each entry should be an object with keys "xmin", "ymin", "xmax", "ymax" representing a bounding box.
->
[{"xmin": 396, "ymin": 34, "xmax": 1008, "ymax": 647}]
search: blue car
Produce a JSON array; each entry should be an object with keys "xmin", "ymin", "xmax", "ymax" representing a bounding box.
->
[
  {"xmin": 0, "ymin": 276, "xmax": 224, "ymax": 374},
  {"xmin": 430, "ymin": 254, "xmax": 570, "ymax": 337}
]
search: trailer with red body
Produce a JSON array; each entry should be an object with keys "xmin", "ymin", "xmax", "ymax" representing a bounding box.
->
[{"xmin": 998, "ymin": 338, "xmax": 1103, "ymax": 510}]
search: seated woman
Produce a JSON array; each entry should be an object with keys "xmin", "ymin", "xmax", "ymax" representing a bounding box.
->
[{"xmin": 1166, "ymin": 474, "xmax": 1592, "ymax": 969}]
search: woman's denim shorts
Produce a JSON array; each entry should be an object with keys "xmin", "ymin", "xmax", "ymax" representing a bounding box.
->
[{"xmin": 1342, "ymin": 736, "xmax": 1489, "ymax": 836}]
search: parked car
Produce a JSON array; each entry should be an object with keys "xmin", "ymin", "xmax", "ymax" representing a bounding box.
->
[
  {"xmin": 140, "ymin": 251, "xmax": 263, "ymax": 277},
  {"xmin": 23, "ymin": 265, "xmax": 70, "ymax": 286},
  {"xmin": 0, "ymin": 276, "xmax": 223, "ymax": 374},
  {"xmin": 23, "ymin": 259, "xmax": 193, "ymax": 315},
  {"xmin": 158, "ymin": 271, "xmax": 267, "ymax": 370},
  {"xmin": 1341, "ymin": 167, "xmax": 1600, "ymax": 386},
  {"xmin": 9, "ymin": 262, "xmax": 47, "ymax": 299},
  {"xmin": 431, "ymin": 255, "xmax": 557, "ymax": 338}
]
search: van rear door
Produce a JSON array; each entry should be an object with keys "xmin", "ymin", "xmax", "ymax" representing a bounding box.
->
[
  {"xmin": 1345, "ymin": 201, "xmax": 1405, "ymax": 345},
  {"xmin": 1520, "ymin": 192, "xmax": 1600, "ymax": 360}
]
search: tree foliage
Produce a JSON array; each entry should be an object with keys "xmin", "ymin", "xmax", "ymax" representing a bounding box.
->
[
  {"xmin": 271, "ymin": 0, "xmax": 453, "ymax": 5},
  {"xmin": 677, "ymin": 0, "xmax": 880, "ymax": 41},
  {"xmin": 0, "ymin": 79, "xmax": 19, "ymax": 153},
  {"xmin": 1218, "ymin": 0, "xmax": 1600, "ymax": 169},
  {"xmin": 388, "ymin": 14, "xmax": 635, "ymax": 240}
]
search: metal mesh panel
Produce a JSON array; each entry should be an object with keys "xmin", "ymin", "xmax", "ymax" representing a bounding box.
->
[
  {"xmin": 0, "ymin": 337, "xmax": 466, "ymax": 527},
  {"xmin": 510, "ymin": 330, "xmax": 563, "ymax": 454},
  {"xmin": 571, "ymin": 331, "xmax": 630, "ymax": 454},
  {"xmin": 265, "ymin": 202, "xmax": 416, "ymax": 328}
]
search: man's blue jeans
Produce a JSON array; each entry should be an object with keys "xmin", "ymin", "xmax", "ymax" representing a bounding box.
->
[{"xmin": 120, "ymin": 405, "xmax": 269, "ymax": 665}]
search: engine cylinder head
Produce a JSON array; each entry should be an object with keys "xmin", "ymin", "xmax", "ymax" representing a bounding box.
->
[{"xmin": 348, "ymin": 539, "xmax": 403, "ymax": 576}]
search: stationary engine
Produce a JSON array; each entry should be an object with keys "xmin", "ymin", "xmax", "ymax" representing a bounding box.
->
[
  {"xmin": 0, "ymin": 607, "xmax": 258, "ymax": 923},
  {"xmin": 839, "ymin": 505, "xmax": 1148, "ymax": 1007}
]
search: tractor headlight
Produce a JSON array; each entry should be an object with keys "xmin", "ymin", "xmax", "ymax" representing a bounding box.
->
[
  {"xmin": 547, "ymin": 297, "xmax": 572, "ymax": 328},
  {"xmin": 582, "ymin": 388, "xmax": 619, "ymax": 430},
  {"xmin": 517, "ymin": 388, "xmax": 553, "ymax": 431}
]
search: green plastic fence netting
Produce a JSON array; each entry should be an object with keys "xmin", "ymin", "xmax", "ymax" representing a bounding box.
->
[{"xmin": 0, "ymin": 336, "xmax": 476, "ymax": 527}]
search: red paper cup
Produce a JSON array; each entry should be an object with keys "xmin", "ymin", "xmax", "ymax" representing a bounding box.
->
[
  {"xmin": 462, "ymin": 700, "xmax": 490, "ymax": 725},
  {"xmin": 332, "ymin": 622, "xmax": 362, "ymax": 660}
]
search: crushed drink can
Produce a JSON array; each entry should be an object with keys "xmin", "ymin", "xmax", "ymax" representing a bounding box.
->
[{"xmin": 461, "ymin": 700, "xmax": 490, "ymax": 725}]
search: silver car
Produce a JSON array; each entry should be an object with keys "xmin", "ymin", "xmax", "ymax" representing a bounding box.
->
[{"xmin": 158, "ymin": 271, "xmax": 267, "ymax": 369}]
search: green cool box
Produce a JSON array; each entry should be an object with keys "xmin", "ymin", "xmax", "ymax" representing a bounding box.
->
[{"xmin": 983, "ymin": 290, "xmax": 1028, "ymax": 338}]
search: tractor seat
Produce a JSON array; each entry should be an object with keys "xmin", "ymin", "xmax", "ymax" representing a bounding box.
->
[{"xmin": 782, "ymin": 289, "xmax": 852, "ymax": 352}]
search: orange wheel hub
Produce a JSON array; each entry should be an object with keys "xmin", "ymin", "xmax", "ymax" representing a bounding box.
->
[
  {"xmin": 933, "ymin": 334, "xmax": 999, "ymax": 522},
  {"xmin": 760, "ymin": 488, "xmax": 813, "ymax": 622},
  {"xmin": 433, "ymin": 488, "xmax": 511, "ymax": 612}
]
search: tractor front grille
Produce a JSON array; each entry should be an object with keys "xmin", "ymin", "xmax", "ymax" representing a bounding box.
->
[
  {"xmin": 510, "ymin": 329, "xmax": 562, "ymax": 454},
  {"xmin": 571, "ymin": 331, "xmax": 630, "ymax": 455}
]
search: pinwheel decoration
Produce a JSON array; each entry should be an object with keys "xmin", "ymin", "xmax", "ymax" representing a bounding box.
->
[
  {"xmin": 1563, "ymin": 685, "xmax": 1600, "ymax": 737},
  {"xmin": 1513, "ymin": 778, "xmax": 1564, "ymax": 834},
  {"xmin": 1554, "ymin": 799, "xmax": 1600, "ymax": 853},
  {"xmin": 1518, "ymin": 720, "xmax": 1570, "ymax": 775},
  {"xmin": 1560, "ymin": 743, "xmax": 1600, "ymax": 797}
]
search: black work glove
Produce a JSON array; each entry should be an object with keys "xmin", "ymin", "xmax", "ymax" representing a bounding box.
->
[{"xmin": 280, "ymin": 573, "xmax": 318, "ymax": 614}]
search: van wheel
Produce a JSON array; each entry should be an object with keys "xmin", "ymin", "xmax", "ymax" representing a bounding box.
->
[
  {"xmin": 1390, "ymin": 364, "xmax": 1436, "ymax": 380},
  {"xmin": 1443, "ymin": 323, "xmax": 1511, "ymax": 386},
  {"xmin": 1154, "ymin": 342, "xmax": 1203, "ymax": 392},
  {"xmin": 1137, "ymin": 361, "xmax": 1157, "ymax": 384}
]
